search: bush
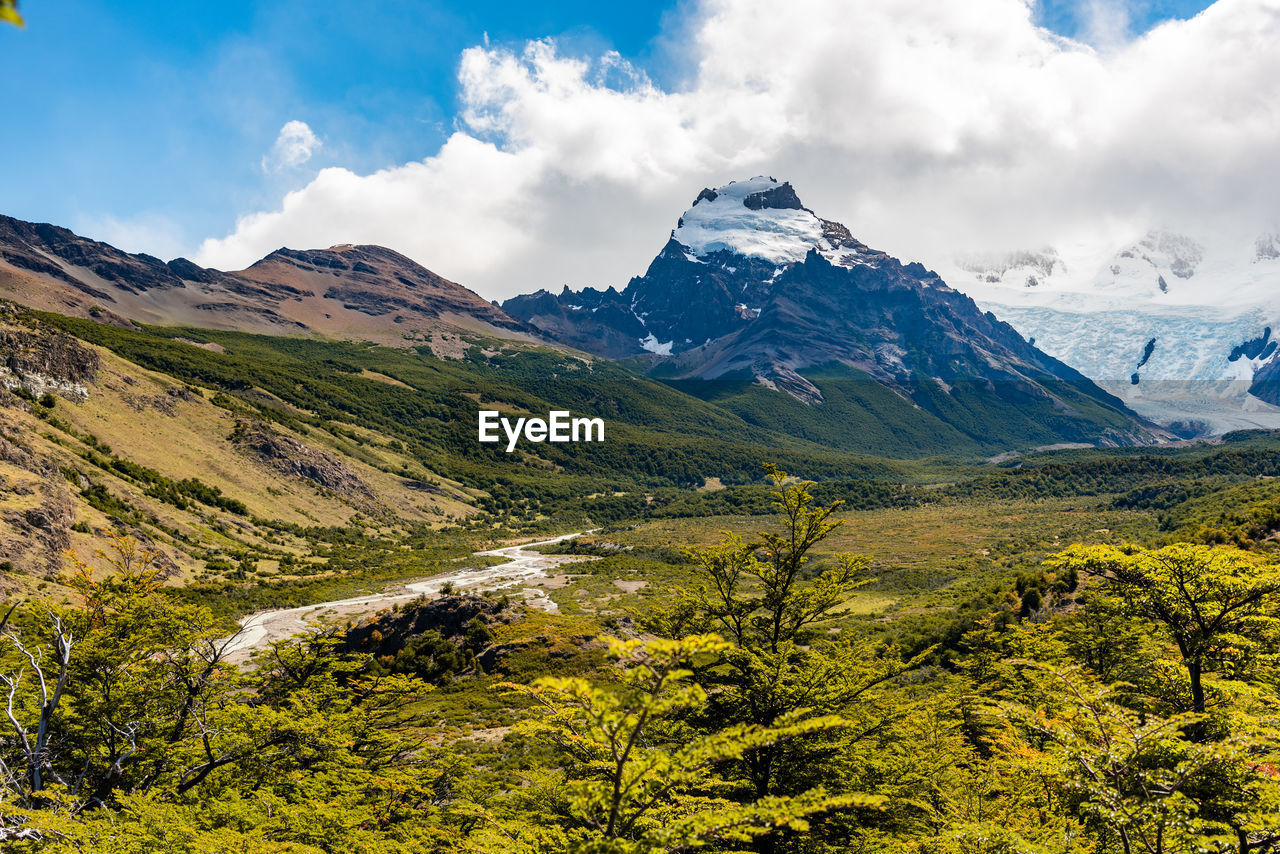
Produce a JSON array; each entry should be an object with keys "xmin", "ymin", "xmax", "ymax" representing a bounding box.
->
[{"xmin": 380, "ymin": 631, "xmax": 469, "ymax": 684}]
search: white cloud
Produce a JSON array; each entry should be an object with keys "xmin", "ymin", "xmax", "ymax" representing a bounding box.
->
[
  {"xmin": 1079, "ymin": 0, "xmax": 1136, "ymax": 49},
  {"xmin": 197, "ymin": 0, "xmax": 1280, "ymax": 300},
  {"xmin": 261, "ymin": 119, "xmax": 321, "ymax": 172}
]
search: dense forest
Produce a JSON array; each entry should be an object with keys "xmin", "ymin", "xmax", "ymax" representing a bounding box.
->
[{"xmin": 5, "ymin": 461, "xmax": 1280, "ymax": 852}]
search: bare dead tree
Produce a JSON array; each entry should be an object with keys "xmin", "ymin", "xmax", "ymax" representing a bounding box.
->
[{"xmin": 0, "ymin": 608, "xmax": 74, "ymax": 795}]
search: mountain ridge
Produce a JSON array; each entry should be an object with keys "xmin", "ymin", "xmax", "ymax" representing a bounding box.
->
[
  {"xmin": 0, "ymin": 214, "xmax": 536, "ymax": 347},
  {"xmin": 1, "ymin": 183, "xmax": 1168, "ymax": 456},
  {"xmin": 504, "ymin": 177, "xmax": 1168, "ymax": 449}
]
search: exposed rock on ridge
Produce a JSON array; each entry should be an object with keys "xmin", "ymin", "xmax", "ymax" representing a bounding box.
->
[
  {"xmin": 503, "ymin": 177, "xmax": 1166, "ymax": 448},
  {"xmin": 0, "ymin": 215, "xmax": 535, "ymax": 345}
]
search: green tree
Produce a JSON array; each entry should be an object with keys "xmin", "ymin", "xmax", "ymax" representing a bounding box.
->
[
  {"xmin": 670, "ymin": 465, "xmax": 927, "ymax": 852},
  {"xmin": 684, "ymin": 465, "xmax": 869, "ymax": 657},
  {"xmin": 484, "ymin": 634, "xmax": 871, "ymax": 853},
  {"xmin": 1000, "ymin": 662, "xmax": 1280, "ymax": 854},
  {"xmin": 1048, "ymin": 543, "xmax": 1280, "ymax": 727}
]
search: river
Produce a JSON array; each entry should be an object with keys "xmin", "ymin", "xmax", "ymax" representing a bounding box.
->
[{"xmin": 223, "ymin": 531, "xmax": 588, "ymax": 662}]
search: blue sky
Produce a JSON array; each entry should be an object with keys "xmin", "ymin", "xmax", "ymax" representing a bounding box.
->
[
  {"xmin": 0, "ymin": 0, "xmax": 674, "ymax": 256},
  {"xmin": 0, "ymin": 0, "xmax": 1228, "ymax": 274},
  {"xmin": 1037, "ymin": 0, "xmax": 1218, "ymax": 38}
]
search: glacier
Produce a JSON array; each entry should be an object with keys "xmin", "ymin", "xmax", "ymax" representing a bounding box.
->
[{"xmin": 941, "ymin": 231, "xmax": 1280, "ymax": 435}]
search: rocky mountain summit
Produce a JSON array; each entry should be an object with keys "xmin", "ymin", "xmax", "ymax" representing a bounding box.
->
[
  {"xmin": 504, "ymin": 178, "xmax": 1164, "ymax": 447},
  {"xmin": 504, "ymin": 177, "xmax": 883, "ymax": 360},
  {"xmin": 0, "ymin": 215, "xmax": 532, "ymax": 345}
]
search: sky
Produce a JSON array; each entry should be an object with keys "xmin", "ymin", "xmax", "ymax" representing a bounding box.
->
[{"xmin": 3, "ymin": 0, "xmax": 1271, "ymax": 301}]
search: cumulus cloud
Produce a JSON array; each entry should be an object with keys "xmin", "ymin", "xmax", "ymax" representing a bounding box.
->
[
  {"xmin": 197, "ymin": 0, "xmax": 1280, "ymax": 299},
  {"xmin": 1078, "ymin": 0, "xmax": 1136, "ymax": 48},
  {"xmin": 262, "ymin": 119, "xmax": 321, "ymax": 172}
]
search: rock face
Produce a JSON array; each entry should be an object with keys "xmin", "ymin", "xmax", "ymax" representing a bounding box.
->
[
  {"xmin": 0, "ymin": 425, "xmax": 76, "ymax": 577},
  {"xmin": 504, "ymin": 177, "xmax": 1165, "ymax": 448},
  {"xmin": 0, "ymin": 216, "xmax": 536, "ymax": 344},
  {"xmin": 231, "ymin": 420, "xmax": 372, "ymax": 504},
  {"xmin": 0, "ymin": 317, "xmax": 99, "ymax": 401}
]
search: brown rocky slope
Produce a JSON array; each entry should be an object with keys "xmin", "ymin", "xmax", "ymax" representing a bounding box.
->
[{"xmin": 0, "ymin": 215, "xmax": 538, "ymax": 347}]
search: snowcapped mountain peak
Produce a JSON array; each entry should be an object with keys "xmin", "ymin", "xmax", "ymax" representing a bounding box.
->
[
  {"xmin": 689, "ymin": 176, "xmax": 810, "ymax": 213},
  {"xmin": 671, "ymin": 177, "xmax": 873, "ymax": 269},
  {"xmin": 673, "ymin": 177, "xmax": 823, "ymax": 265}
]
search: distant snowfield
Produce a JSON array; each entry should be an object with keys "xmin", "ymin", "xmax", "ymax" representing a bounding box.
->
[{"xmin": 940, "ymin": 232, "xmax": 1280, "ymax": 435}]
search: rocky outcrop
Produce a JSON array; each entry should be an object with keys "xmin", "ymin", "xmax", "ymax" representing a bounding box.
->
[
  {"xmin": 742, "ymin": 180, "xmax": 808, "ymax": 211},
  {"xmin": 231, "ymin": 420, "xmax": 373, "ymax": 504},
  {"xmin": 342, "ymin": 594, "xmax": 517, "ymax": 658},
  {"xmin": 0, "ymin": 313, "xmax": 99, "ymax": 401}
]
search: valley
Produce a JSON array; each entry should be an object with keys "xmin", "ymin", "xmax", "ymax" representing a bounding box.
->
[
  {"xmin": 6, "ymin": 0, "xmax": 1279, "ymax": 844},
  {"xmin": 5, "ymin": 180, "xmax": 1280, "ymax": 853}
]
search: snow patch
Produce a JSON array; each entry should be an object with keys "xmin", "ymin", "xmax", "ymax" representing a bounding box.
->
[{"xmin": 638, "ymin": 334, "xmax": 673, "ymax": 355}]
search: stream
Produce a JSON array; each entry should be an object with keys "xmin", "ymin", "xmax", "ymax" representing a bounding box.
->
[{"xmin": 223, "ymin": 531, "xmax": 588, "ymax": 662}]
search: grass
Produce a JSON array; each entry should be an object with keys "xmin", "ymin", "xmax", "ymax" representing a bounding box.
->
[{"xmin": 536, "ymin": 492, "xmax": 1164, "ymax": 655}]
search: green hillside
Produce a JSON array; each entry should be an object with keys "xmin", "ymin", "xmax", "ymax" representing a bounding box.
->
[
  {"xmin": 660, "ymin": 361, "xmax": 1145, "ymax": 457},
  {"xmin": 33, "ymin": 311, "xmax": 934, "ymax": 490},
  {"xmin": 12, "ymin": 301, "xmax": 1280, "ymax": 853}
]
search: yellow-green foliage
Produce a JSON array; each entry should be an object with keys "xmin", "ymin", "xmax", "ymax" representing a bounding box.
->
[
  {"xmin": 1049, "ymin": 542, "xmax": 1280, "ymax": 719},
  {"xmin": 11, "ymin": 464, "xmax": 1280, "ymax": 852},
  {"xmin": 482, "ymin": 635, "xmax": 874, "ymax": 854}
]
